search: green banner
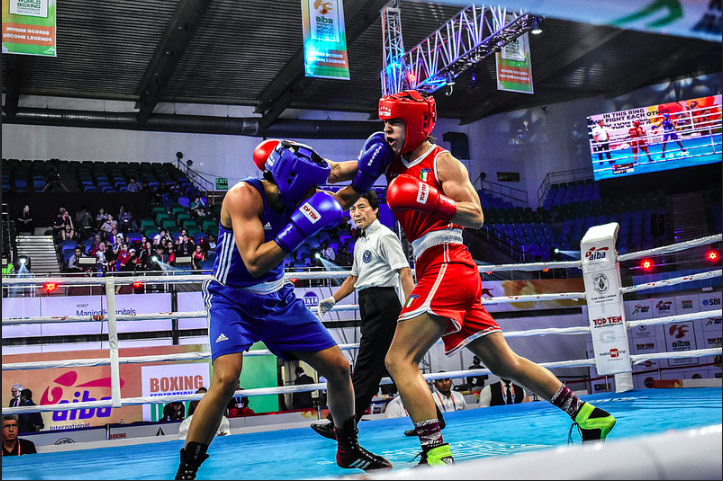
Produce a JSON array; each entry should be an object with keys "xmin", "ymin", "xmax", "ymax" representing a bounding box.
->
[
  {"xmin": 215, "ymin": 177, "xmax": 228, "ymax": 191},
  {"xmin": 301, "ymin": 0, "xmax": 349, "ymax": 80},
  {"xmin": 2, "ymin": 0, "xmax": 57, "ymax": 56},
  {"xmin": 495, "ymin": 15, "xmax": 533, "ymax": 94}
]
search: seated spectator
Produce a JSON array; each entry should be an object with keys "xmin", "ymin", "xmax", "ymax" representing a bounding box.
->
[
  {"xmin": 126, "ymin": 177, "xmax": 142, "ymax": 193},
  {"xmin": 432, "ymin": 375, "xmax": 466, "ymax": 413},
  {"xmin": 190, "ymin": 197, "xmax": 206, "ymax": 217},
  {"xmin": 161, "ymin": 401, "xmax": 185, "ymax": 422},
  {"xmin": 117, "ymin": 205, "xmax": 136, "ymax": 233},
  {"xmin": 53, "ymin": 207, "xmax": 74, "ymax": 241},
  {"xmin": 466, "ymin": 355, "xmax": 489, "ymax": 390},
  {"xmin": 165, "ymin": 245, "xmax": 176, "ymax": 266},
  {"xmin": 2, "ymin": 415, "xmax": 37, "ymax": 456},
  {"xmin": 138, "ymin": 241, "xmax": 154, "ymax": 270},
  {"xmin": 335, "ymin": 245, "xmax": 353, "ymax": 267},
  {"xmin": 66, "ymin": 247, "xmax": 89, "ymax": 274},
  {"xmin": 319, "ymin": 240, "xmax": 336, "ymax": 262},
  {"xmin": 115, "ymin": 244, "xmax": 131, "ymax": 272},
  {"xmin": 178, "ymin": 414, "xmax": 229, "ymax": 440},
  {"xmin": 62, "ymin": 223, "xmax": 76, "ymax": 242},
  {"xmin": 188, "ymin": 388, "xmax": 206, "ymax": 417},
  {"xmin": 204, "ymin": 234, "xmax": 217, "ymax": 256},
  {"xmin": 228, "ymin": 396, "xmax": 254, "ymax": 418},
  {"xmin": 191, "ymin": 245, "xmax": 206, "ymax": 271},
  {"xmin": 175, "ymin": 233, "xmax": 195, "ymax": 257},
  {"xmin": 123, "ymin": 248, "xmax": 140, "ymax": 272},
  {"xmin": 94, "ymin": 242, "xmax": 109, "ymax": 274},
  {"xmin": 74, "ymin": 206, "xmax": 93, "ymax": 234},
  {"xmin": 99, "ymin": 216, "xmax": 115, "ymax": 240},
  {"xmin": 95, "ymin": 207, "xmax": 109, "ymax": 228},
  {"xmin": 478, "ymin": 378, "xmax": 528, "ymax": 407},
  {"xmin": 87, "ymin": 234, "xmax": 102, "ymax": 256},
  {"xmin": 17, "ymin": 205, "xmax": 34, "ymax": 234},
  {"xmin": 384, "ymin": 395, "xmax": 408, "ymax": 418},
  {"xmin": 154, "ymin": 228, "xmax": 172, "ymax": 246}
]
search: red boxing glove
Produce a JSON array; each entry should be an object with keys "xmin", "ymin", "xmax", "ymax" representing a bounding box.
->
[
  {"xmin": 253, "ymin": 139, "xmax": 281, "ymax": 171},
  {"xmin": 387, "ymin": 174, "xmax": 457, "ymax": 222}
]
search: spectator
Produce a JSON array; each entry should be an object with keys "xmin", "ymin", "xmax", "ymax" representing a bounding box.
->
[
  {"xmin": 87, "ymin": 234, "xmax": 102, "ymax": 256},
  {"xmin": 292, "ymin": 366, "xmax": 315, "ymax": 409},
  {"xmin": 115, "ymin": 244, "xmax": 132, "ymax": 273},
  {"xmin": 117, "ymin": 205, "xmax": 136, "ymax": 233},
  {"xmin": 319, "ymin": 240, "xmax": 336, "ymax": 262},
  {"xmin": 154, "ymin": 228, "xmax": 172, "ymax": 246},
  {"xmin": 99, "ymin": 215, "xmax": 114, "ymax": 240},
  {"xmin": 63, "ymin": 223, "xmax": 76, "ymax": 242},
  {"xmin": 432, "ymin": 375, "xmax": 466, "ymax": 413},
  {"xmin": 190, "ymin": 197, "xmax": 206, "ymax": 218},
  {"xmin": 228, "ymin": 396, "xmax": 254, "ymax": 418},
  {"xmin": 165, "ymin": 245, "xmax": 176, "ymax": 266},
  {"xmin": 176, "ymin": 233, "xmax": 195, "ymax": 258},
  {"xmin": 385, "ymin": 395, "xmax": 409, "ymax": 418},
  {"xmin": 127, "ymin": 177, "xmax": 142, "ymax": 193},
  {"xmin": 466, "ymin": 356, "xmax": 489, "ymax": 390},
  {"xmin": 188, "ymin": 388, "xmax": 207, "ymax": 417},
  {"xmin": 146, "ymin": 246, "xmax": 167, "ymax": 271},
  {"xmin": 478, "ymin": 378, "xmax": 528, "ymax": 407},
  {"xmin": 74, "ymin": 206, "xmax": 93, "ymax": 234},
  {"xmin": 95, "ymin": 207, "xmax": 109, "ymax": 228},
  {"xmin": 66, "ymin": 247, "xmax": 88, "ymax": 274},
  {"xmin": 179, "ymin": 414, "xmax": 229, "ymax": 440},
  {"xmin": 204, "ymin": 234, "xmax": 217, "ymax": 257},
  {"xmin": 138, "ymin": 241, "xmax": 154, "ymax": 271},
  {"xmin": 162, "ymin": 401, "xmax": 185, "ymax": 422},
  {"xmin": 17, "ymin": 389, "xmax": 44, "ymax": 433},
  {"xmin": 123, "ymin": 248, "xmax": 140, "ymax": 273},
  {"xmin": 2, "ymin": 415, "xmax": 37, "ymax": 456},
  {"xmin": 53, "ymin": 207, "xmax": 74, "ymax": 241},
  {"xmin": 334, "ymin": 245, "xmax": 353, "ymax": 267},
  {"xmin": 17, "ymin": 205, "xmax": 34, "ymax": 234},
  {"xmin": 191, "ymin": 245, "xmax": 206, "ymax": 271},
  {"xmin": 94, "ymin": 242, "xmax": 108, "ymax": 274},
  {"xmin": 8, "ymin": 383, "xmax": 23, "ymax": 408}
]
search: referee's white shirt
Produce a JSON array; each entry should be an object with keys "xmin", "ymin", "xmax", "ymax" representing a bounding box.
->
[{"xmin": 351, "ymin": 219, "xmax": 409, "ymax": 291}]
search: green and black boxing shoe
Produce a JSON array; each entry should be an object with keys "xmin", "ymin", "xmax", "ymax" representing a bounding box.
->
[
  {"xmin": 572, "ymin": 403, "xmax": 616, "ymax": 442},
  {"xmin": 415, "ymin": 443, "xmax": 454, "ymax": 467}
]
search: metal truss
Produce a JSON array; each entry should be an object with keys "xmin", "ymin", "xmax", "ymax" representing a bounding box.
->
[{"xmin": 381, "ymin": 3, "xmax": 537, "ymax": 95}]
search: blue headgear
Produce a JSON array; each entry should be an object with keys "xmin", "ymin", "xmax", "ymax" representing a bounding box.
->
[
  {"xmin": 266, "ymin": 140, "xmax": 331, "ymax": 209},
  {"xmin": 663, "ymin": 113, "xmax": 670, "ymax": 120}
]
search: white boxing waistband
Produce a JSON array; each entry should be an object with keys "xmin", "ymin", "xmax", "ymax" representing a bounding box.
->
[{"xmin": 411, "ymin": 228, "xmax": 464, "ymax": 261}]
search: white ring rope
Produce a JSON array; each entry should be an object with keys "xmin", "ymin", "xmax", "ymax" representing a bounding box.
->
[
  {"xmin": 2, "ymin": 233, "xmax": 721, "ymax": 415},
  {"xmin": 617, "ymin": 233, "xmax": 722, "ymax": 262},
  {"xmin": 621, "ymin": 269, "xmax": 722, "ymax": 294}
]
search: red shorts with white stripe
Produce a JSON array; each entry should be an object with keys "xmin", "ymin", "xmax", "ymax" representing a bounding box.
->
[{"xmin": 399, "ymin": 243, "xmax": 500, "ymax": 355}]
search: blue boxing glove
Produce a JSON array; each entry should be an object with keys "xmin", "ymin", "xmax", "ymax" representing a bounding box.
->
[
  {"xmin": 351, "ymin": 132, "xmax": 396, "ymax": 193},
  {"xmin": 274, "ymin": 191, "xmax": 343, "ymax": 253}
]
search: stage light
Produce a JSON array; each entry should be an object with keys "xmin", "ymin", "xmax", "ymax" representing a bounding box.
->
[
  {"xmin": 406, "ymin": 71, "xmax": 416, "ymax": 84},
  {"xmin": 314, "ymin": 252, "xmax": 321, "ymax": 259},
  {"xmin": 132, "ymin": 281, "xmax": 144, "ymax": 289},
  {"xmin": 152, "ymin": 256, "xmax": 158, "ymax": 262},
  {"xmin": 19, "ymin": 256, "xmax": 28, "ymax": 265},
  {"xmin": 531, "ymin": 16, "xmax": 543, "ymax": 34},
  {"xmin": 469, "ymin": 69, "xmax": 478, "ymax": 88},
  {"xmin": 640, "ymin": 259, "xmax": 654, "ymax": 271},
  {"xmin": 44, "ymin": 282, "xmax": 58, "ymax": 293},
  {"xmin": 707, "ymin": 250, "xmax": 719, "ymax": 262}
]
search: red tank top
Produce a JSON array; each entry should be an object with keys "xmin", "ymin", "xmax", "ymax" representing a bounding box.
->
[{"xmin": 385, "ymin": 145, "xmax": 463, "ymax": 243}]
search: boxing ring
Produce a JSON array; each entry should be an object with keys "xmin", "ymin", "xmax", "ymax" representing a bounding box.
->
[{"xmin": 2, "ymin": 228, "xmax": 722, "ymax": 479}]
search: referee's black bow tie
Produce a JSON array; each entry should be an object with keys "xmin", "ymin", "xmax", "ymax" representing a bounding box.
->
[{"xmin": 358, "ymin": 230, "xmax": 365, "ymax": 238}]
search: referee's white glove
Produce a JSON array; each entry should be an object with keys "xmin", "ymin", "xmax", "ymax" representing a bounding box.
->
[{"xmin": 317, "ymin": 297, "xmax": 336, "ymax": 320}]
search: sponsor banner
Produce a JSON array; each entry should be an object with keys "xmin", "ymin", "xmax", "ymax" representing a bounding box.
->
[
  {"xmin": 177, "ymin": 291, "xmax": 208, "ymax": 330},
  {"xmin": 301, "ymin": 0, "xmax": 350, "ymax": 80},
  {"xmin": 676, "ymin": 295, "xmax": 699, "ymax": 314},
  {"xmin": 651, "ymin": 296, "xmax": 677, "ymax": 318},
  {"xmin": 664, "ymin": 321, "xmax": 698, "ymax": 366},
  {"xmin": 295, "ymin": 286, "xmax": 358, "ymax": 321},
  {"xmin": 24, "ymin": 426, "xmax": 107, "ymax": 448},
  {"xmin": 2, "ymin": 0, "xmax": 56, "ymax": 56},
  {"xmin": 1, "ymin": 296, "xmax": 42, "ymax": 338},
  {"xmin": 141, "ymin": 363, "xmax": 210, "ymax": 422},
  {"xmin": 625, "ymin": 298, "xmax": 652, "ymax": 321},
  {"xmin": 495, "ymin": 13, "xmax": 533, "ymax": 94},
  {"xmin": 486, "ymin": 279, "xmax": 585, "ymax": 312},
  {"xmin": 581, "ymin": 223, "xmax": 631, "ymax": 375},
  {"xmin": 2, "ymin": 344, "xmax": 207, "ymax": 430},
  {"xmin": 698, "ymin": 292, "xmax": 722, "ymax": 312}
]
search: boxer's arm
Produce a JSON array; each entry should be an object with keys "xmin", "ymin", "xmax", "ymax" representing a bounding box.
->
[
  {"xmin": 225, "ymin": 183, "xmax": 287, "ymax": 277},
  {"xmin": 436, "ymin": 151, "xmax": 484, "ymax": 229},
  {"xmin": 326, "ymin": 159, "xmax": 357, "ymax": 183}
]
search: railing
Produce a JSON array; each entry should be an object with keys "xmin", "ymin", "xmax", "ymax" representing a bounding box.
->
[
  {"xmin": 537, "ymin": 168, "xmax": 593, "ymax": 204},
  {"xmin": 480, "ymin": 178, "xmax": 529, "ymax": 207}
]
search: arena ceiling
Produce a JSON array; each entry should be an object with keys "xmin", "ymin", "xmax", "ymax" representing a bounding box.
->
[{"xmin": 2, "ymin": 0, "xmax": 721, "ymax": 129}]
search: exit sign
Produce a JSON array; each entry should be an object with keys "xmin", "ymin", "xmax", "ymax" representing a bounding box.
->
[{"xmin": 215, "ymin": 178, "xmax": 228, "ymax": 191}]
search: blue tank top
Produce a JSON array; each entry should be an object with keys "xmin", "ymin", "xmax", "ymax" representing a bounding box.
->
[{"xmin": 212, "ymin": 178, "xmax": 289, "ymax": 288}]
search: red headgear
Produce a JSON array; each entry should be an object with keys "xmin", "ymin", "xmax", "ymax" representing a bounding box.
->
[
  {"xmin": 253, "ymin": 139, "xmax": 281, "ymax": 171},
  {"xmin": 378, "ymin": 90, "xmax": 437, "ymax": 154},
  {"xmin": 633, "ymin": 120, "xmax": 641, "ymax": 127}
]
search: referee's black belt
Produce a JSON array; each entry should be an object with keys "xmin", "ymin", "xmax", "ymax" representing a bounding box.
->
[{"xmin": 359, "ymin": 286, "xmax": 396, "ymax": 297}]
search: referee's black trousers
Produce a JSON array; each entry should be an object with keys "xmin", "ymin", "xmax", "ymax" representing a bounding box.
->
[{"xmin": 352, "ymin": 286, "xmax": 401, "ymax": 422}]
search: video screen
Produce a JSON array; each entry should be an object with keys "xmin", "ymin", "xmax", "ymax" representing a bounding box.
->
[{"xmin": 587, "ymin": 95, "xmax": 721, "ymax": 181}]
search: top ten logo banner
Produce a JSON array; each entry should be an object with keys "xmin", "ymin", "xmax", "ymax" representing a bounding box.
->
[
  {"xmin": 301, "ymin": 0, "xmax": 350, "ymax": 80},
  {"xmin": 2, "ymin": 0, "xmax": 56, "ymax": 57}
]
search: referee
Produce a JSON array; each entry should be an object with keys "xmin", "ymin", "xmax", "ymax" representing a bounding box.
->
[{"xmin": 311, "ymin": 190, "xmax": 415, "ymax": 439}]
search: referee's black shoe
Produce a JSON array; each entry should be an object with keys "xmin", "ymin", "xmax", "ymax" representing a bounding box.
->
[{"xmin": 311, "ymin": 420, "xmax": 336, "ymax": 440}]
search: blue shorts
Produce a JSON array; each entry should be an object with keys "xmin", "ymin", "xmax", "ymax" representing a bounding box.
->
[
  {"xmin": 204, "ymin": 279, "xmax": 337, "ymax": 361},
  {"xmin": 663, "ymin": 132, "xmax": 679, "ymax": 141}
]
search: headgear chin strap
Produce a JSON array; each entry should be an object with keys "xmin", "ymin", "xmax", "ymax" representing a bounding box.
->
[
  {"xmin": 266, "ymin": 140, "xmax": 331, "ymax": 210},
  {"xmin": 378, "ymin": 90, "xmax": 437, "ymax": 154}
]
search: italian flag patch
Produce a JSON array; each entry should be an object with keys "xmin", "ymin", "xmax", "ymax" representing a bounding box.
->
[
  {"xmin": 420, "ymin": 169, "xmax": 430, "ymax": 182},
  {"xmin": 405, "ymin": 295, "xmax": 418, "ymax": 308}
]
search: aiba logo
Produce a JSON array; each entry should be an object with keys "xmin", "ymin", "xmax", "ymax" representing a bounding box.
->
[
  {"xmin": 584, "ymin": 246, "xmax": 609, "ymax": 262},
  {"xmin": 40, "ymin": 371, "xmax": 124, "ymax": 421},
  {"xmin": 668, "ymin": 324, "xmax": 689, "ymax": 339}
]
